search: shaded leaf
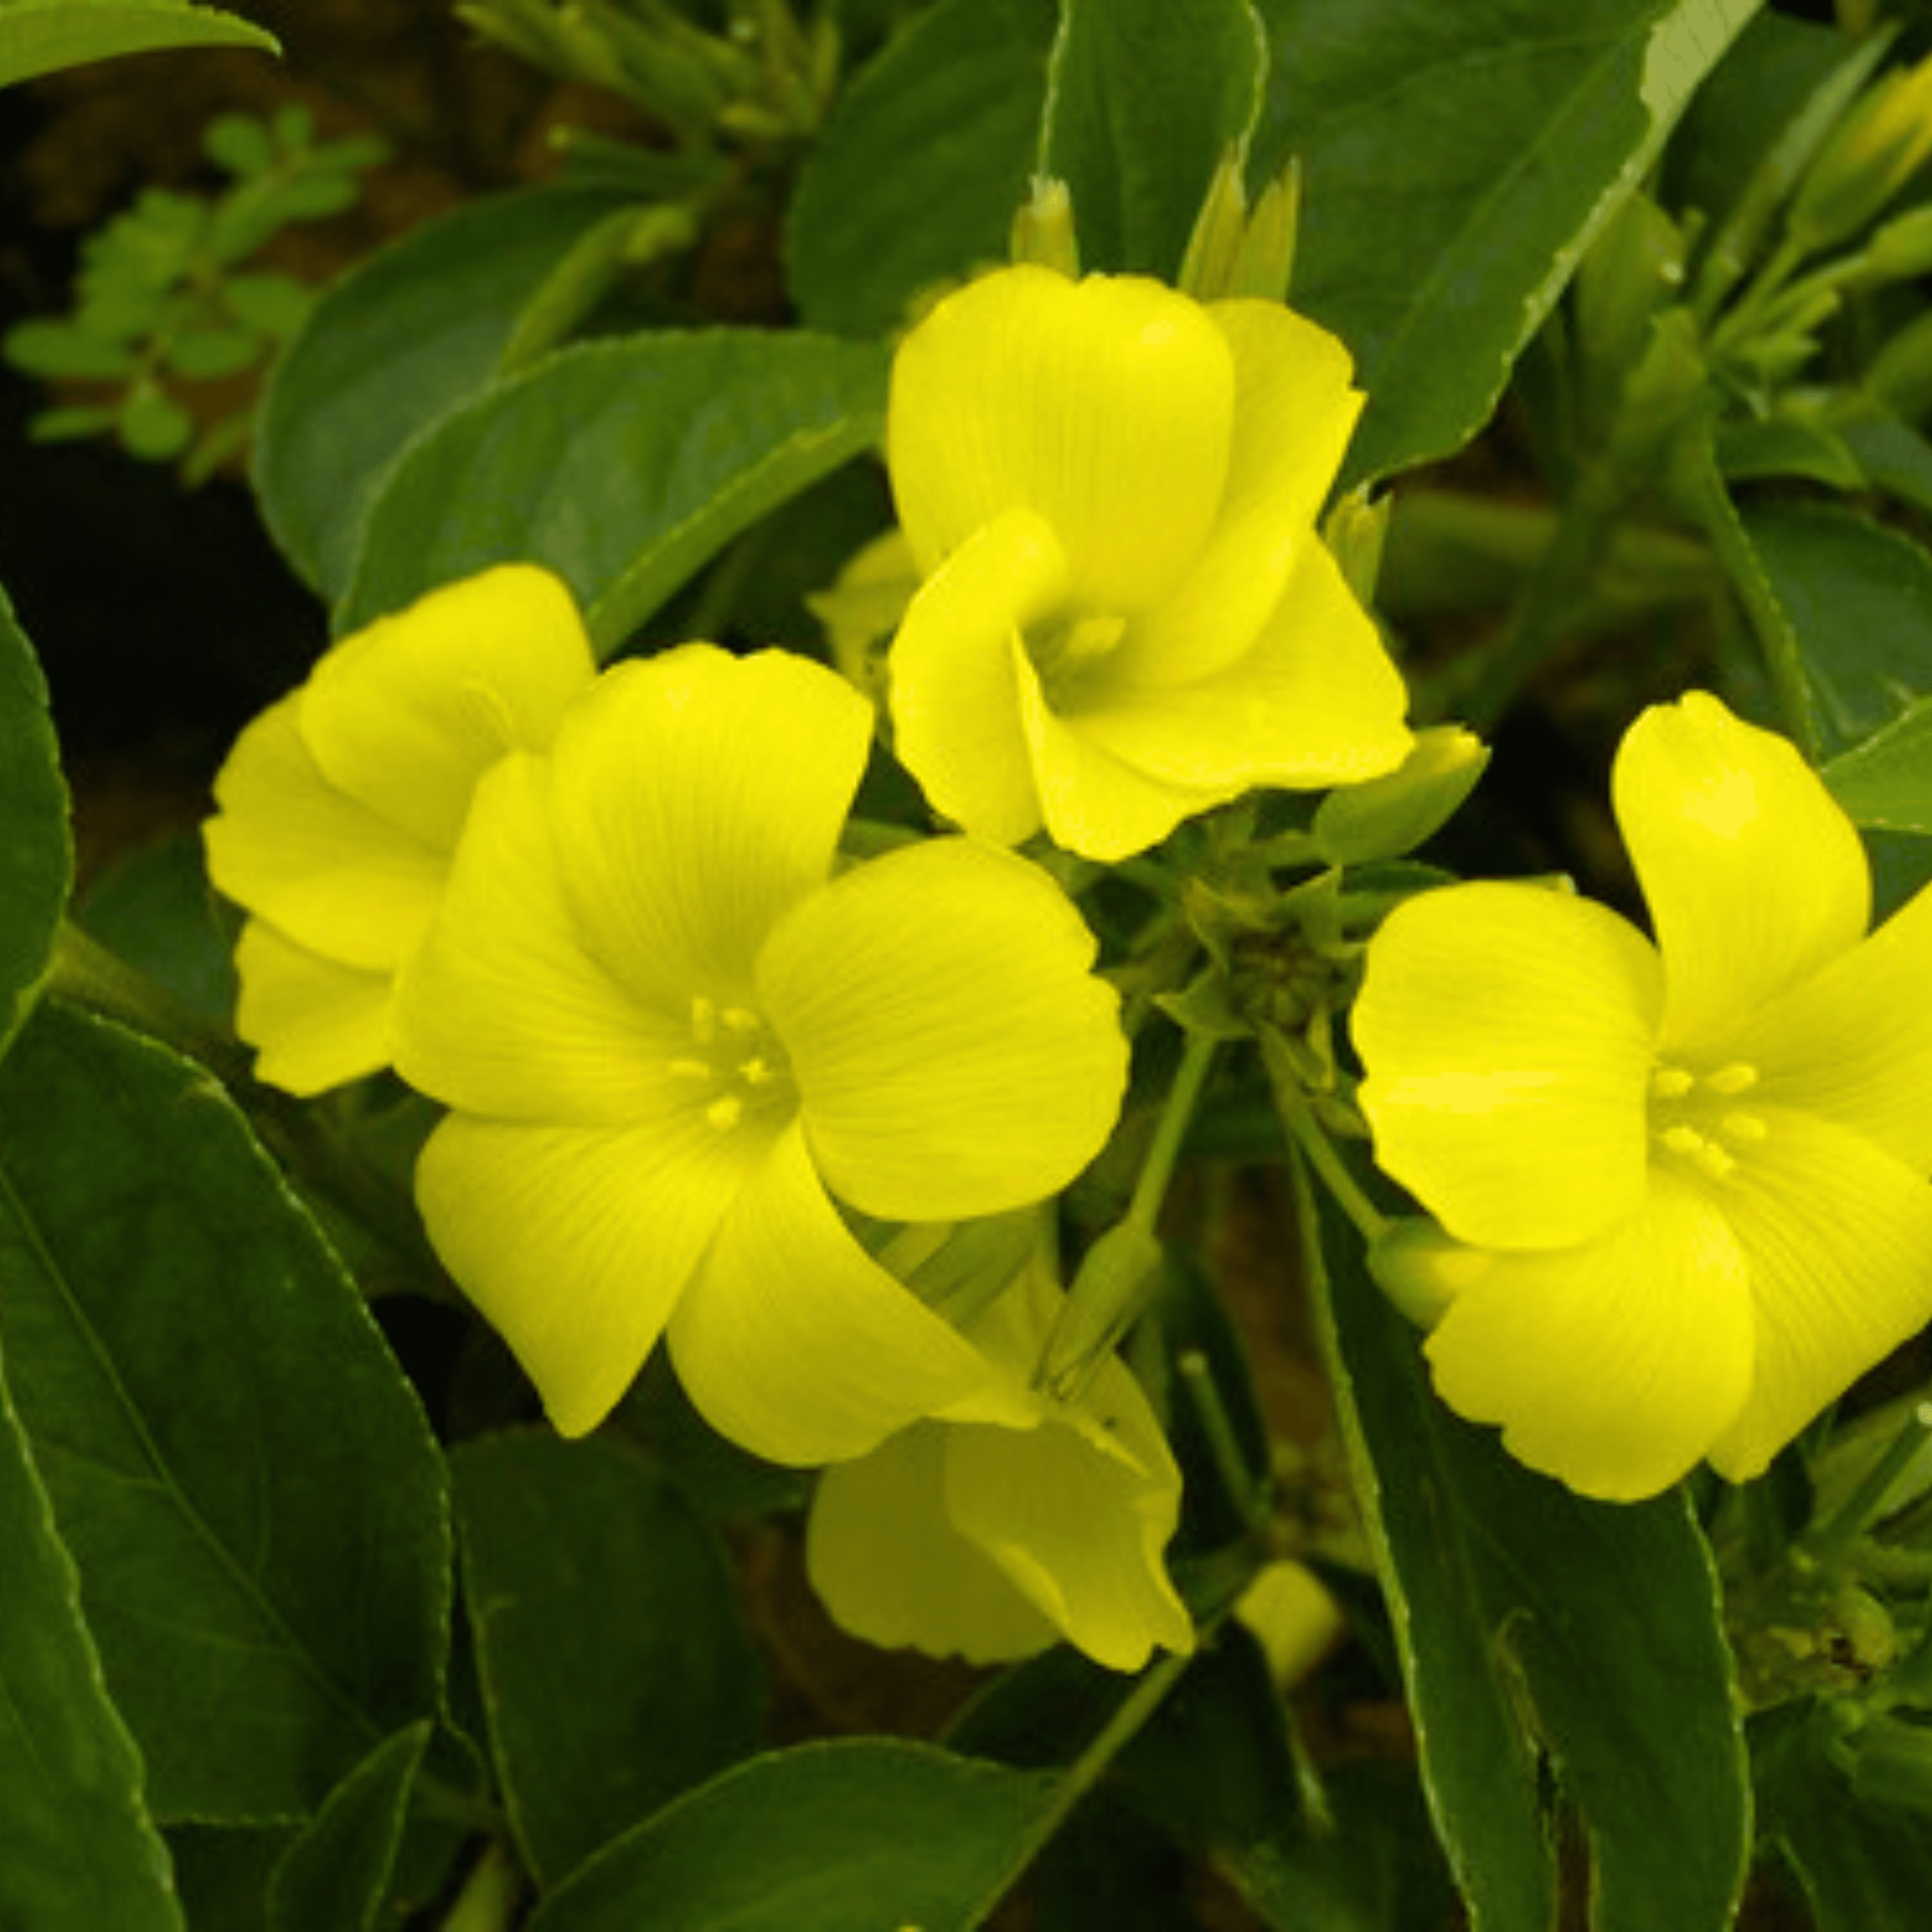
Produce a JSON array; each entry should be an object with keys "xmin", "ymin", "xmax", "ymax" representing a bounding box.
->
[
  {"xmin": 0, "ymin": 582, "xmax": 70, "ymax": 1062},
  {"xmin": 1824, "ymin": 697, "xmax": 1932, "ymax": 836},
  {"xmin": 0, "ymin": 1003, "xmax": 449, "ymax": 1822}
]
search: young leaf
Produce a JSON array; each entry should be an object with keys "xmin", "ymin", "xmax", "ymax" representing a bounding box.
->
[
  {"xmin": 785, "ymin": 0, "xmax": 1049, "ymax": 335},
  {"xmin": 4, "ymin": 318, "xmax": 142, "ymax": 379},
  {"xmin": 452, "ymin": 1433, "xmax": 766, "ymax": 1890},
  {"xmin": 1254, "ymin": 0, "xmax": 1760, "ymax": 484},
  {"xmin": 1302, "ymin": 1174, "xmax": 1751, "ymax": 1932},
  {"xmin": 0, "ymin": 582, "xmax": 70, "ymax": 1063},
  {"xmin": 0, "ymin": 1004, "xmax": 450, "ymax": 1823},
  {"xmin": 338, "ymin": 331, "xmax": 889, "ymax": 656},
  {"xmin": 253, "ymin": 186, "xmax": 643, "ymax": 596},
  {"xmin": 526, "ymin": 1741, "xmax": 1063, "ymax": 1932},
  {"xmin": 264, "ymin": 1722, "xmax": 432, "ymax": 1932},
  {"xmin": 0, "ymin": 1336, "xmax": 182, "ymax": 1931},
  {"xmin": 1040, "ymin": 0, "xmax": 1268, "ymax": 278},
  {"xmin": 0, "ymin": 0, "xmax": 276, "ymax": 90}
]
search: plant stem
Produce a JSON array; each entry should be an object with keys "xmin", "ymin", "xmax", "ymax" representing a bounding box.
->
[
  {"xmin": 1178, "ymin": 1346, "xmax": 1264, "ymax": 1530},
  {"xmin": 1126, "ymin": 1033, "xmax": 1219, "ymax": 1238},
  {"xmin": 1261, "ymin": 1036, "xmax": 1388, "ymax": 1244},
  {"xmin": 1809, "ymin": 1400, "xmax": 1932, "ymax": 1573}
]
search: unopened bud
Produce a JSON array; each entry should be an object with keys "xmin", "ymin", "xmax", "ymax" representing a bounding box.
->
[
  {"xmin": 1236, "ymin": 1561, "xmax": 1344, "ymax": 1689},
  {"xmin": 1322, "ymin": 488, "xmax": 1390, "ymax": 607},
  {"xmin": 1043, "ymin": 1220, "xmax": 1165, "ymax": 1399},
  {"xmin": 1790, "ymin": 54, "xmax": 1932, "ymax": 252},
  {"xmin": 1315, "ymin": 725, "xmax": 1488, "ymax": 866},
  {"xmin": 1179, "ymin": 149, "xmax": 1299, "ymax": 302},
  {"xmin": 1365, "ymin": 1216, "xmax": 1490, "ymax": 1327},
  {"xmin": 1011, "ymin": 176, "xmax": 1080, "ymax": 277}
]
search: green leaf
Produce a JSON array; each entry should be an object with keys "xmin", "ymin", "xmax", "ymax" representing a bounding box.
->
[
  {"xmin": 527, "ymin": 1740, "xmax": 1062, "ymax": 1931},
  {"xmin": 340, "ymin": 331, "xmax": 889, "ymax": 656},
  {"xmin": 253, "ymin": 186, "xmax": 641, "ymax": 596},
  {"xmin": 118, "ymin": 389, "xmax": 193, "ymax": 459},
  {"xmin": 1040, "ymin": 0, "xmax": 1267, "ymax": 278},
  {"xmin": 1836, "ymin": 413, "xmax": 1932, "ymax": 521},
  {"xmin": 0, "ymin": 1330, "xmax": 181, "ymax": 1930},
  {"xmin": 265, "ymin": 1722, "xmax": 432, "ymax": 1932},
  {"xmin": 222, "ymin": 272, "xmax": 314, "ymax": 339},
  {"xmin": 4, "ymin": 317, "xmax": 141, "ymax": 378},
  {"xmin": 785, "ymin": 0, "xmax": 1049, "ymax": 335},
  {"xmin": 1254, "ymin": 0, "xmax": 1760, "ymax": 484},
  {"xmin": 1740, "ymin": 499, "xmax": 1932, "ymax": 757},
  {"xmin": 1716, "ymin": 416, "xmax": 1865, "ymax": 490},
  {"xmin": 76, "ymin": 831, "xmax": 237, "ymax": 1025},
  {"xmin": 0, "ymin": 584, "xmax": 70, "ymax": 1062},
  {"xmin": 203, "ymin": 110, "xmax": 275, "ymax": 177},
  {"xmin": 0, "ymin": 0, "xmax": 276, "ymax": 89},
  {"xmin": 1302, "ymin": 1176, "xmax": 1751, "ymax": 1932},
  {"xmin": 1824, "ymin": 698, "xmax": 1932, "ymax": 835},
  {"xmin": 0, "ymin": 1003, "xmax": 449, "ymax": 1822},
  {"xmin": 452, "ymin": 1433, "xmax": 766, "ymax": 1890},
  {"xmin": 168, "ymin": 328, "xmax": 262, "ymax": 379}
]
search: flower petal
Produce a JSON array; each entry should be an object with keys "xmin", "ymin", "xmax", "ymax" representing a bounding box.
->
[
  {"xmin": 1721, "ymin": 878, "xmax": 1932, "ymax": 1172},
  {"xmin": 761, "ymin": 839, "xmax": 1128, "ymax": 1221},
  {"xmin": 232, "ymin": 919, "xmax": 391, "ymax": 1095},
  {"xmin": 1704, "ymin": 1108, "xmax": 1932, "ymax": 1481},
  {"xmin": 888, "ymin": 264, "xmax": 1235, "ymax": 610},
  {"xmin": 393, "ymin": 754, "xmax": 697, "ymax": 1127},
  {"xmin": 668, "ymin": 1125, "xmax": 990, "ymax": 1464},
  {"xmin": 1107, "ymin": 299, "xmax": 1363, "ymax": 686},
  {"xmin": 301, "ymin": 564, "xmax": 596, "ymax": 849},
  {"xmin": 1076, "ymin": 537, "xmax": 1412, "ymax": 789},
  {"xmin": 204, "ymin": 692, "xmax": 444, "ymax": 970},
  {"xmin": 415, "ymin": 1112, "xmax": 753, "ymax": 1437},
  {"xmin": 1614, "ymin": 692, "xmax": 1870, "ymax": 1049},
  {"xmin": 887, "ymin": 508, "xmax": 1068, "ymax": 847},
  {"xmin": 1424, "ymin": 1171, "xmax": 1755, "ymax": 1500},
  {"xmin": 548, "ymin": 646, "xmax": 871, "ymax": 1008},
  {"xmin": 806, "ymin": 1426, "xmax": 1063, "ymax": 1665},
  {"xmin": 1354, "ymin": 882, "xmax": 1661, "ymax": 1249}
]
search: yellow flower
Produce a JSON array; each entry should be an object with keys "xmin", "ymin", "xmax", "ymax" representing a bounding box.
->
[
  {"xmin": 806, "ymin": 1234, "xmax": 1193, "ymax": 1671},
  {"xmin": 390, "ymin": 645, "xmax": 1130, "ymax": 1460},
  {"xmin": 203, "ymin": 565, "xmax": 596, "ymax": 1094},
  {"xmin": 884, "ymin": 263, "xmax": 1412, "ymax": 863},
  {"xmin": 1353, "ymin": 692, "xmax": 1932, "ymax": 1500}
]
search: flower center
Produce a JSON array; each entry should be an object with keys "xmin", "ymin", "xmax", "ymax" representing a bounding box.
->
[
  {"xmin": 1648, "ymin": 1059, "xmax": 1767, "ymax": 1183},
  {"xmin": 1028, "ymin": 610, "xmax": 1127, "ymax": 705},
  {"xmin": 667, "ymin": 995, "xmax": 795, "ymax": 1133}
]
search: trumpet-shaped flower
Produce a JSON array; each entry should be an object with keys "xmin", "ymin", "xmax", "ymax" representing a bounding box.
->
[
  {"xmin": 806, "ymin": 1236, "xmax": 1193, "ymax": 1671},
  {"xmin": 884, "ymin": 264, "xmax": 1413, "ymax": 863},
  {"xmin": 1353, "ymin": 692, "xmax": 1932, "ymax": 1500},
  {"xmin": 203, "ymin": 565, "xmax": 596, "ymax": 1093},
  {"xmin": 390, "ymin": 645, "xmax": 1130, "ymax": 1461}
]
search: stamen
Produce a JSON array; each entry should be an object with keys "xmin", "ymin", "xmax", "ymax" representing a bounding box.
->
[
  {"xmin": 1706, "ymin": 1062, "xmax": 1759, "ymax": 1095},
  {"xmin": 1651, "ymin": 1066, "xmax": 1695, "ymax": 1100},
  {"xmin": 668, "ymin": 1058, "xmax": 713, "ymax": 1081},
  {"xmin": 738, "ymin": 1056, "xmax": 776, "ymax": 1086},
  {"xmin": 1660, "ymin": 1125, "xmax": 1702, "ymax": 1157},
  {"xmin": 1721, "ymin": 1112, "xmax": 1768, "ymax": 1143},
  {"xmin": 721, "ymin": 1006, "xmax": 762, "ymax": 1034},
  {"xmin": 705, "ymin": 1095, "xmax": 744, "ymax": 1131},
  {"xmin": 690, "ymin": 996, "xmax": 717, "ymax": 1046}
]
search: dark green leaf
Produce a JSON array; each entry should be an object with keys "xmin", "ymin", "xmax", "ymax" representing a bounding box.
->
[
  {"xmin": 452, "ymin": 1432, "xmax": 766, "ymax": 1889},
  {"xmin": 1304, "ymin": 1177, "xmax": 1750, "ymax": 1932},
  {"xmin": 0, "ymin": 0, "xmax": 276, "ymax": 89},
  {"xmin": 527, "ymin": 1741, "xmax": 1062, "ymax": 1931},
  {"xmin": 1838, "ymin": 414, "xmax": 1932, "ymax": 521},
  {"xmin": 1716, "ymin": 416, "xmax": 1865, "ymax": 489},
  {"xmin": 253, "ymin": 186, "xmax": 641, "ymax": 596},
  {"xmin": 340, "ymin": 331, "xmax": 888, "ymax": 656},
  {"xmin": 0, "ymin": 1331, "xmax": 181, "ymax": 1930},
  {"xmin": 1040, "ymin": 0, "xmax": 1267, "ymax": 278},
  {"xmin": 76, "ymin": 831, "xmax": 237, "ymax": 1025},
  {"xmin": 167, "ymin": 1823, "xmax": 292, "ymax": 1932},
  {"xmin": 266, "ymin": 1722, "xmax": 431, "ymax": 1932},
  {"xmin": 1741, "ymin": 499, "xmax": 1932, "ymax": 757},
  {"xmin": 0, "ymin": 583, "xmax": 69, "ymax": 1062},
  {"xmin": 1254, "ymin": 0, "xmax": 1760, "ymax": 484},
  {"xmin": 1824, "ymin": 698, "xmax": 1932, "ymax": 835},
  {"xmin": 0, "ymin": 1004, "xmax": 449, "ymax": 1822},
  {"xmin": 4, "ymin": 318, "xmax": 141, "ymax": 379},
  {"xmin": 785, "ymin": 0, "xmax": 1048, "ymax": 335}
]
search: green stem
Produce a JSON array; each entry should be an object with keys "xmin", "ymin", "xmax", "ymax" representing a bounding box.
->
[
  {"xmin": 1125, "ymin": 1033, "xmax": 1219, "ymax": 1238},
  {"xmin": 1178, "ymin": 1346, "xmax": 1265, "ymax": 1531},
  {"xmin": 1808, "ymin": 1400, "xmax": 1932, "ymax": 1573},
  {"xmin": 1261, "ymin": 1036, "xmax": 1388, "ymax": 1244},
  {"xmin": 1707, "ymin": 232, "xmax": 1809, "ymax": 361}
]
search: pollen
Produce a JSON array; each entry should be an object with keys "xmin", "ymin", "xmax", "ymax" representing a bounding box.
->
[
  {"xmin": 1649, "ymin": 1058, "xmax": 1767, "ymax": 1183},
  {"xmin": 670, "ymin": 993, "xmax": 795, "ymax": 1132}
]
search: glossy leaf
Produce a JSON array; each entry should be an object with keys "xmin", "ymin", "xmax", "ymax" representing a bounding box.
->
[
  {"xmin": 339, "ymin": 331, "xmax": 888, "ymax": 655},
  {"xmin": 0, "ymin": 0, "xmax": 275, "ymax": 89},
  {"xmin": 785, "ymin": 0, "xmax": 1049, "ymax": 335},
  {"xmin": 266, "ymin": 1722, "xmax": 431, "ymax": 1932},
  {"xmin": 1255, "ymin": 0, "xmax": 1760, "ymax": 484},
  {"xmin": 1743, "ymin": 499, "xmax": 1932, "ymax": 757},
  {"xmin": 253, "ymin": 186, "xmax": 640, "ymax": 598},
  {"xmin": 527, "ymin": 1741, "xmax": 1061, "ymax": 1932},
  {"xmin": 0, "ymin": 1003, "xmax": 450, "ymax": 1822},
  {"xmin": 0, "ymin": 1332, "xmax": 181, "ymax": 1931},
  {"xmin": 452, "ymin": 1433, "xmax": 766, "ymax": 1890},
  {"xmin": 0, "ymin": 582, "xmax": 70, "ymax": 1062},
  {"xmin": 1303, "ymin": 1174, "xmax": 1751, "ymax": 1932},
  {"xmin": 1040, "ymin": 0, "xmax": 1267, "ymax": 277}
]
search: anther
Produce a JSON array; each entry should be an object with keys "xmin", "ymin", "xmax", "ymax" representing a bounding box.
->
[
  {"xmin": 705, "ymin": 1095, "xmax": 744, "ymax": 1131},
  {"xmin": 721, "ymin": 1007, "xmax": 762, "ymax": 1034},
  {"xmin": 690, "ymin": 996, "xmax": 717, "ymax": 1045},
  {"xmin": 668, "ymin": 1058, "xmax": 713, "ymax": 1081},
  {"xmin": 738, "ymin": 1056, "xmax": 776, "ymax": 1086},
  {"xmin": 1651, "ymin": 1066, "xmax": 1695, "ymax": 1100},
  {"xmin": 1721, "ymin": 1112, "xmax": 1768, "ymax": 1143},
  {"xmin": 1706, "ymin": 1063, "xmax": 1759, "ymax": 1095}
]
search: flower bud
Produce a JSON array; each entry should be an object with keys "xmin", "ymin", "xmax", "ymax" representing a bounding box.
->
[
  {"xmin": 1315, "ymin": 725, "xmax": 1489, "ymax": 866},
  {"xmin": 1789, "ymin": 54, "xmax": 1932, "ymax": 253},
  {"xmin": 1044, "ymin": 1219, "xmax": 1166, "ymax": 1399},
  {"xmin": 1179, "ymin": 149, "xmax": 1301, "ymax": 303},
  {"xmin": 1365, "ymin": 1216, "xmax": 1489, "ymax": 1327},
  {"xmin": 1010, "ymin": 175, "xmax": 1080, "ymax": 277}
]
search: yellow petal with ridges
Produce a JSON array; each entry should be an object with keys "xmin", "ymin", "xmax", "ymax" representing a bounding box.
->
[
  {"xmin": 301, "ymin": 563, "xmax": 596, "ymax": 849},
  {"xmin": 415, "ymin": 1111, "xmax": 754, "ymax": 1438},
  {"xmin": 1614, "ymin": 692, "xmax": 1870, "ymax": 1050},
  {"xmin": 232, "ymin": 919, "xmax": 391, "ymax": 1096},
  {"xmin": 669, "ymin": 1125, "xmax": 990, "ymax": 1464},
  {"xmin": 888, "ymin": 264, "xmax": 1235, "ymax": 610},
  {"xmin": 888, "ymin": 508, "xmax": 1067, "ymax": 847},
  {"xmin": 1425, "ymin": 1171, "xmax": 1754, "ymax": 1499},
  {"xmin": 547, "ymin": 646, "xmax": 871, "ymax": 1010},
  {"xmin": 1354, "ymin": 882, "xmax": 1661, "ymax": 1249},
  {"xmin": 1705, "ymin": 1108, "xmax": 1932, "ymax": 1481},
  {"xmin": 762, "ymin": 839, "xmax": 1127, "ymax": 1221},
  {"xmin": 204, "ymin": 692, "xmax": 444, "ymax": 970},
  {"xmin": 393, "ymin": 755, "xmax": 698, "ymax": 1128}
]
